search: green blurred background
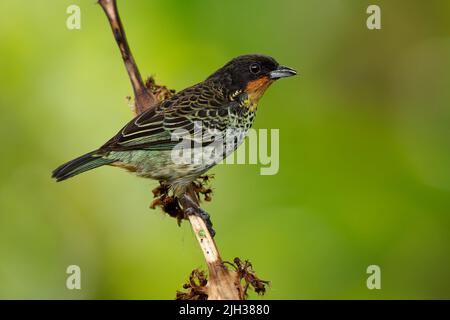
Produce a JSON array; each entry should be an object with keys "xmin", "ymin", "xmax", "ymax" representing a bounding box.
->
[{"xmin": 1, "ymin": 0, "xmax": 449, "ymax": 299}]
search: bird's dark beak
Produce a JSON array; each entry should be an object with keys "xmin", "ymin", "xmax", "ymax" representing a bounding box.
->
[{"xmin": 269, "ymin": 65, "xmax": 297, "ymax": 79}]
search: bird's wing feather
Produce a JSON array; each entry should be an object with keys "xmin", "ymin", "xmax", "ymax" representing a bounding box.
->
[{"xmin": 100, "ymin": 82, "xmax": 235, "ymax": 152}]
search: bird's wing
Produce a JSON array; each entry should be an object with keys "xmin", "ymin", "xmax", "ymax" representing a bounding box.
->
[{"xmin": 100, "ymin": 82, "xmax": 234, "ymax": 152}]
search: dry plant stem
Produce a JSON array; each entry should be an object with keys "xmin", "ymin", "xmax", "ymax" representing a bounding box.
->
[
  {"xmin": 98, "ymin": 0, "xmax": 243, "ymax": 300},
  {"xmin": 182, "ymin": 186, "xmax": 243, "ymax": 300},
  {"xmin": 98, "ymin": 0, "xmax": 156, "ymax": 114}
]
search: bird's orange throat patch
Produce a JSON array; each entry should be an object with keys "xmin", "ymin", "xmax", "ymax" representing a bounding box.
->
[{"xmin": 244, "ymin": 76, "xmax": 274, "ymax": 109}]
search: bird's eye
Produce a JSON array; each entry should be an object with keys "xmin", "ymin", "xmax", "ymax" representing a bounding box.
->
[{"xmin": 249, "ymin": 63, "xmax": 261, "ymax": 74}]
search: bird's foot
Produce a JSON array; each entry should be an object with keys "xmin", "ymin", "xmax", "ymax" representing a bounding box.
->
[{"xmin": 184, "ymin": 207, "xmax": 216, "ymax": 237}]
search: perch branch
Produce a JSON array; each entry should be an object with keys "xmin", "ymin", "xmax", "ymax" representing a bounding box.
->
[
  {"xmin": 181, "ymin": 185, "xmax": 243, "ymax": 300},
  {"xmin": 98, "ymin": 0, "xmax": 156, "ymax": 114}
]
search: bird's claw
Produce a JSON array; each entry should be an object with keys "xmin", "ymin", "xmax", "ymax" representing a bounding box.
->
[{"xmin": 184, "ymin": 207, "xmax": 216, "ymax": 237}]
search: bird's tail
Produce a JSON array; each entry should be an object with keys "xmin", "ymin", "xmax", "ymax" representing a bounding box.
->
[{"xmin": 52, "ymin": 150, "xmax": 114, "ymax": 182}]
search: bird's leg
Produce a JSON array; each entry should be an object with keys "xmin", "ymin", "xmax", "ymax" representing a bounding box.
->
[{"xmin": 180, "ymin": 193, "xmax": 216, "ymax": 237}]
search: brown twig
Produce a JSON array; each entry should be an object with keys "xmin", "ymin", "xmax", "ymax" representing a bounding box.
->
[
  {"xmin": 97, "ymin": 0, "xmax": 265, "ymax": 300},
  {"xmin": 98, "ymin": 0, "xmax": 156, "ymax": 114}
]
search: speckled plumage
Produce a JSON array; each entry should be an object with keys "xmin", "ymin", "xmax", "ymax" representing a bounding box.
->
[{"xmin": 52, "ymin": 54, "xmax": 296, "ymax": 194}]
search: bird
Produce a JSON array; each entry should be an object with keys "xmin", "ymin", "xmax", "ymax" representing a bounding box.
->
[{"xmin": 52, "ymin": 54, "xmax": 297, "ymax": 235}]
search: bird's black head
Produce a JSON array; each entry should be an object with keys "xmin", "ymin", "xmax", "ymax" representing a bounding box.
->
[{"xmin": 207, "ymin": 54, "xmax": 297, "ymax": 103}]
